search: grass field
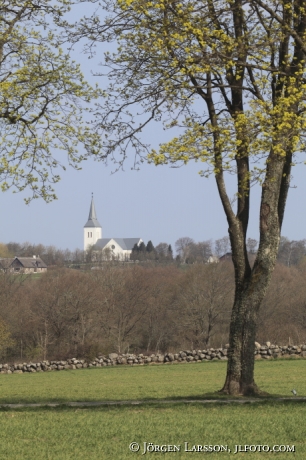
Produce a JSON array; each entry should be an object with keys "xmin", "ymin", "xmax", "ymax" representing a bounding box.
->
[{"xmin": 0, "ymin": 359, "xmax": 305, "ymax": 459}]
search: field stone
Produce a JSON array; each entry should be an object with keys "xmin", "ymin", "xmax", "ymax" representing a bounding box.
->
[
  {"xmin": 3, "ymin": 342, "xmax": 306, "ymax": 376},
  {"xmin": 109, "ymin": 353, "xmax": 118, "ymax": 360}
]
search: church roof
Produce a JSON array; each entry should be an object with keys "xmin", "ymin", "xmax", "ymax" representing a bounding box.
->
[
  {"xmin": 84, "ymin": 196, "xmax": 102, "ymax": 228},
  {"xmin": 94, "ymin": 238, "xmax": 141, "ymax": 251}
]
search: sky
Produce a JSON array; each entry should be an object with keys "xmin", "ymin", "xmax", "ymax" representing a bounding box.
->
[{"xmin": 1, "ymin": 3, "xmax": 306, "ymax": 253}]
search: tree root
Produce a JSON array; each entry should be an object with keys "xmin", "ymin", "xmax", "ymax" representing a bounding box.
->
[{"xmin": 218, "ymin": 382, "xmax": 270, "ymax": 397}]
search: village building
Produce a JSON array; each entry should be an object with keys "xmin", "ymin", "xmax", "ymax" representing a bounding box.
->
[
  {"xmin": 207, "ymin": 255, "xmax": 219, "ymax": 264},
  {"xmin": 219, "ymin": 252, "xmax": 232, "ymax": 261},
  {"xmin": 0, "ymin": 256, "xmax": 47, "ymax": 274},
  {"xmin": 84, "ymin": 195, "xmax": 142, "ymax": 261}
]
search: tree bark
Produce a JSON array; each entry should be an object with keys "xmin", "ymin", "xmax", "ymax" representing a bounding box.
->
[
  {"xmin": 221, "ymin": 151, "xmax": 291, "ymax": 395},
  {"xmin": 221, "ymin": 279, "xmax": 270, "ymax": 395}
]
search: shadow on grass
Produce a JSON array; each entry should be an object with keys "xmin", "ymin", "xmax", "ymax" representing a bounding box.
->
[
  {"xmin": 0, "ymin": 379, "xmax": 301, "ymax": 405},
  {"xmin": 0, "ymin": 397, "xmax": 305, "ymax": 413},
  {"xmin": 0, "ymin": 391, "xmax": 304, "ymax": 409}
]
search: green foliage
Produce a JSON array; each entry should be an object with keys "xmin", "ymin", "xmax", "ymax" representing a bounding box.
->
[
  {"xmin": 75, "ymin": 1, "xmax": 306, "ymax": 181},
  {"xmin": 138, "ymin": 242, "xmax": 146, "ymax": 252},
  {"xmin": 0, "ymin": 243, "xmax": 12, "ymax": 258},
  {"xmin": 146, "ymin": 240, "xmax": 154, "ymax": 252},
  {"xmin": 0, "ymin": 1, "xmax": 102, "ymax": 202}
]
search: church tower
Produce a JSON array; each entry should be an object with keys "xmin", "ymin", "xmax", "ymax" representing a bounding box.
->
[{"xmin": 84, "ymin": 195, "xmax": 102, "ymax": 251}]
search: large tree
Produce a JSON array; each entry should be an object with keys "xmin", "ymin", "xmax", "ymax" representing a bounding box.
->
[
  {"xmin": 0, "ymin": 1, "xmax": 100, "ymax": 202},
  {"xmin": 74, "ymin": 0, "xmax": 306, "ymax": 394}
]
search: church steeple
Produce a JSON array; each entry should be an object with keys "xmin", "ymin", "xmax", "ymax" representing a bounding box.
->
[
  {"xmin": 84, "ymin": 194, "xmax": 101, "ymax": 228},
  {"xmin": 84, "ymin": 194, "xmax": 102, "ymax": 251}
]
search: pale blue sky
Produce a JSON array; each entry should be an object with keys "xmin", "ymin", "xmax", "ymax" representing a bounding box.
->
[{"xmin": 1, "ymin": 3, "xmax": 306, "ymax": 253}]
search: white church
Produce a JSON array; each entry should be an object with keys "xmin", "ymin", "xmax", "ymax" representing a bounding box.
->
[{"xmin": 84, "ymin": 195, "xmax": 143, "ymax": 260}]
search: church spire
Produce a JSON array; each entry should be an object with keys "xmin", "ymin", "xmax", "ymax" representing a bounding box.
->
[{"xmin": 84, "ymin": 194, "xmax": 102, "ymax": 228}]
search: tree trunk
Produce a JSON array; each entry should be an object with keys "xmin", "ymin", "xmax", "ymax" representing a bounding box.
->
[
  {"xmin": 220, "ymin": 152, "xmax": 288, "ymax": 395},
  {"xmin": 221, "ymin": 286, "xmax": 263, "ymax": 395}
]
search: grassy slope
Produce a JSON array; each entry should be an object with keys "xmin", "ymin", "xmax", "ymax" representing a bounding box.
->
[{"xmin": 0, "ymin": 360, "xmax": 305, "ymax": 459}]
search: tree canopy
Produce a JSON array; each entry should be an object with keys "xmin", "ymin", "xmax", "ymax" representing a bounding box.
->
[
  {"xmin": 74, "ymin": 0, "xmax": 306, "ymax": 174},
  {"xmin": 0, "ymin": 1, "xmax": 101, "ymax": 202}
]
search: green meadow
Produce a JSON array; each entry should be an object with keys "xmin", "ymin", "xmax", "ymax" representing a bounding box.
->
[{"xmin": 0, "ymin": 359, "xmax": 305, "ymax": 459}]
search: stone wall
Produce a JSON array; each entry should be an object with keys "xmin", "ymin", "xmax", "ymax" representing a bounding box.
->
[{"xmin": 1, "ymin": 342, "xmax": 306, "ymax": 374}]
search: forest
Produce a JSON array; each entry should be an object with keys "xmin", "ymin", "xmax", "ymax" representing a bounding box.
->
[{"xmin": 0, "ymin": 236, "xmax": 305, "ymax": 362}]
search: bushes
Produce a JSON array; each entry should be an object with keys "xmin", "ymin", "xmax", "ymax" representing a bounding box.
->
[{"xmin": 1, "ymin": 261, "xmax": 306, "ymax": 362}]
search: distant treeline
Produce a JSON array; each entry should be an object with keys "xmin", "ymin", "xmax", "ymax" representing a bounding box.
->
[
  {"xmin": 1, "ymin": 235, "xmax": 305, "ymax": 266},
  {"xmin": 0, "ymin": 257, "xmax": 306, "ymax": 362}
]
